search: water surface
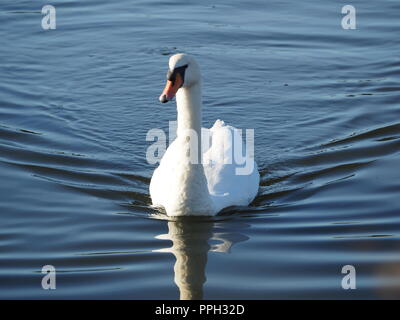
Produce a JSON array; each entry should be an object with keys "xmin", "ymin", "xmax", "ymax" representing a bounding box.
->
[{"xmin": 0, "ymin": 0, "xmax": 400, "ymax": 299}]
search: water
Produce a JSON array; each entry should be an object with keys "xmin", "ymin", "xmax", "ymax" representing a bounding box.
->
[{"xmin": 0, "ymin": 0, "xmax": 399, "ymax": 299}]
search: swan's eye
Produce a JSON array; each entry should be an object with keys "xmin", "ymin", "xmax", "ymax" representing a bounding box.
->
[{"xmin": 167, "ymin": 64, "xmax": 188, "ymax": 85}]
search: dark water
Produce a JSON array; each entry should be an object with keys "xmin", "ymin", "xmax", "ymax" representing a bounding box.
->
[{"xmin": 0, "ymin": 0, "xmax": 399, "ymax": 299}]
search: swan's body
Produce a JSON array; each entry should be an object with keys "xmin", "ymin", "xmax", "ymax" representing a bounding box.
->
[{"xmin": 150, "ymin": 54, "xmax": 259, "ymax": 216}]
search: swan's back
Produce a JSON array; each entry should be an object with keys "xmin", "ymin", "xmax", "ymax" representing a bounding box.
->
[{"xmin": 202, "ymin": 120, "xmax": 259, "ymax": 213}]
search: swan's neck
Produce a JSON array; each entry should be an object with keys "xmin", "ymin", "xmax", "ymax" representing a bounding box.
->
[
  {"xmin": 176, "ymin": 83, "xmax": 202, "ymax": 143},
  {"xmin": 169, "ymin": 82, "xmax": 214, "ymax": 215}
]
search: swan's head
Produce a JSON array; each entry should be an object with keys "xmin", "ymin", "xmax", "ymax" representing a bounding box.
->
[{"xmin": 159, "ymin": 53, "xmax": 201, "ymax": 103}]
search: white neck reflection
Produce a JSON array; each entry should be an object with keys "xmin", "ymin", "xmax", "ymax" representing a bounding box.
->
[{"xmin": 154, "ymin": 218, "xmax": 249, "ymax": 300}]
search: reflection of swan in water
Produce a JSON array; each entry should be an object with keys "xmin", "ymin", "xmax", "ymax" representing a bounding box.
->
[{"xmin": 154, "ymin": 217, "xmax": 249, "ymax": 300}]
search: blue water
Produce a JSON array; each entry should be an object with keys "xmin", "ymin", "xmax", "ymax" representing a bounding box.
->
[{"xmin": 0, "ymin": 0, "xmax": 399, "ymax": 299}]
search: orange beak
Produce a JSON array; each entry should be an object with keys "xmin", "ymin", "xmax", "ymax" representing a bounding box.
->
[{"xmin": 159, "ymin": 73, "xmax": 183, "ymax": 103}]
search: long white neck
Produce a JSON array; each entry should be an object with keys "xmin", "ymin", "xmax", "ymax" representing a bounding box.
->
[
  {"xmin": 176, "ymin": 82, "xmax": 202, "ymax": 141},
  {"xmin": 167, "ymin": 81, "xmax": 215, "ymax": 216}
]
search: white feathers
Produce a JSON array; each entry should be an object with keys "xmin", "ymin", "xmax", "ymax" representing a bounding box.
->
[{"xmin": 149, "ymin": 54, "xmax": 259, "ymax": 216}]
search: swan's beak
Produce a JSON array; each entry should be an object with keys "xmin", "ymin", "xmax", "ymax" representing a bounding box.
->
[{"xmin": 159, "ymin": 73, "xmax": 183, "ymax": 103}]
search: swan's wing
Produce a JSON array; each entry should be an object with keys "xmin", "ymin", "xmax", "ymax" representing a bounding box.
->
[
  {"xmin": 202, "ymin": 120, "xmax": 260, "ymax": 213},
  {"xmin": 149, "ymin": 138, "xmax": 181, "ymax": 208}
]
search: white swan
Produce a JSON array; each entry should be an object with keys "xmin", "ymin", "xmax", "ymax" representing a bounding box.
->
[{"xmin": 150, "ymin": 53, "xmax": 259, "ymax": 216}]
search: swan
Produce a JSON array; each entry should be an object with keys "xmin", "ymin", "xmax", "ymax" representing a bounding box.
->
[{"xmin": 150, "ymin": 53, "xmax": 259, "ymax": 216}]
